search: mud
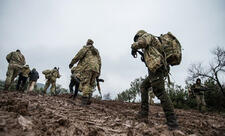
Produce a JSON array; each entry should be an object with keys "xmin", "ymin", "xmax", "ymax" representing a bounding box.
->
[{"xmin": 0, "ymin": 91, "xmax": 224, "ymax": 136}]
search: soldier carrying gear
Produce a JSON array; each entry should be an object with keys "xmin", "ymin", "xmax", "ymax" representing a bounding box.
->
[
  {"xmin": 131, "ymin": 30, "xmax": 179, "ymax": 130},
  {"xmin": 4, "ymin": 49, "xmax": 26, "ymax": 90},
  {"xmin": 42, "ymin": 67, "xmax": 61, "ymax": 95},
  {"xmin": 69, "ymin": 39, "xmax": 102, "ymax": 105},
  {"xmin": 191, "ymin": 78, "xmax": 207, "ymax": 113},
  {"xmin": 16, "ymin": 64, "xmax": 31, "ymax": 91}
]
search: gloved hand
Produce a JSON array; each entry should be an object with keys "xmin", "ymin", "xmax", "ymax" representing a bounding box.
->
[
  {"xmin": 69, "ymin": 63, "xmax": 73, "ymax": 69},
  {"xmin": 131, "ymin": 49, "xmax": 137, "ymax": 58}
]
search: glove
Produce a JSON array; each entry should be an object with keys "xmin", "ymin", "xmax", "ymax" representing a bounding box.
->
[
  {"xmin": 131, "ymin": 49, "xmax": 137, "ymax": 58},
  {"xmin": 69, "ymin": 63, "xmax": 73, "ymax": 69}
]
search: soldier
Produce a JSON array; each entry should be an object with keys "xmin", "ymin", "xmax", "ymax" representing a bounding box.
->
[
  {"xmin": 191, "ymin": 78, "xmax": 207, "ymax": 112},
  {"xmin": 131, "ymin": 30, "xmax": 179, "ymax": 130},
  {"xmin": 43, "ymin": 67, "xmax": 61, "ymax": 95},
  {"xmin": 69, "ymin": 39, "xmax": 101, "ymax": 105},
  {"xmin": 4, "ymin": 49, "xmax": 26, "ymax": 90},
  {"xmin": 27, "ymin": 68, "xmax": 39, "ymax": 92},
  {"xmin": 68, "ymin": 67, "xmax": 81, "ymax": 99},
  {"xmin": 16, "ymin": 64, "xmax": 30, "ymax": 91}
]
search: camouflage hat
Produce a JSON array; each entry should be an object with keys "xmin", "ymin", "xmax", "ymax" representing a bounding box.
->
[
  {"xmin": 134, "ymin": 30, "xmax": 146, "ymax": 42},
  {"xmin": 87, "ymin": 39, "xmax": 94, "ymax": 45}
]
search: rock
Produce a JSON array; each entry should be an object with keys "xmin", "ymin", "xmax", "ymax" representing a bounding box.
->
[{"xmin": 18, "ymin": 115, "xmax": 33, "ymax": 130}]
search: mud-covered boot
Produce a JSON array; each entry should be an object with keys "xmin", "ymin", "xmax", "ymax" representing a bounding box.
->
[
  {"xmin": 166, "ymin": 115, "xmax": 179, "ymax": 130},
  {"xmin": 81, "ymin": 96, "xmax": 88, "ymax": 106},
  {"xmin": 87, "ymin": 95, "xmax": 92, "ymax": 105},
  {"xmin": 136, "ymin": 110, "xmax": 148, "ymax": 123}
]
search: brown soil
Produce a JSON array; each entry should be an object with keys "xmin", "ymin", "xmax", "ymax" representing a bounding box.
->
[{"xmin": 0, "ymin": 91, "xmax": 224, "ymax": 136}]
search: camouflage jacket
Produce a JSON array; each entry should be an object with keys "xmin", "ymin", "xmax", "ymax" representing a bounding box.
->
[
  {"xmin": 70, "ymin": 45, "xmax": 101, "ymax": 75},
  {"xmin": 131, "ymin": 33, "xmax": 164, "ymax": 73},
  {"xmin": 21, "ymin": 66, "xmax": 31, "ymax": 77},
  {"xmin": 6, "ymin": 51, "xmax": 26, "ymax": 66}
]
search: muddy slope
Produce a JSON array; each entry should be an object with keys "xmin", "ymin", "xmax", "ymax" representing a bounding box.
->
[{"xmin": 0, "ymin": 91, "xmax": 224, "ymax": 136}]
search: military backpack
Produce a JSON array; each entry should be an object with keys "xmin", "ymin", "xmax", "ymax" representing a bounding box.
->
[
  {"xmin": 158, "ymin": 32, "xmax": 182, "ymax": 66},
  {"xmin": 42, "ymin": 69, "xmax": 52, "ymax": 79}
]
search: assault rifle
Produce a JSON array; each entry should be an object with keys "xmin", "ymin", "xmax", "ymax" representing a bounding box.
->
[{"xmin": 96, "ymin": 78, "xmax": 104, "ymax": 98}]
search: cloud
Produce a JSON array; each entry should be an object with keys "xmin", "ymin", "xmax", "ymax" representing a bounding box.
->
[{"xmin": 0, "ymin": 0, "xmax": 225, "ymax": 98}]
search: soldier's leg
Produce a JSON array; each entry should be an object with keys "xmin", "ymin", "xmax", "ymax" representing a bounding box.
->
[
  {"xmin": 50, "ymin": 82, "xmax": 56, "ymax": 95},
  {"xmin": 43, "ymin": 80, "xmax": 50, "ymax": 93},
  {"xmin": 195, "ymin": 95, "xmax": 201, "ymax": 111},
  {"xmin": 74, "ymin": 79, "xmax": 80, "ymax": 98},
  {"xmin": 138, "ymin": 76, "xmax": 151, "ymax": 118},
  {"xmin": 21, "ymin": 77, "xmax": 28, "ymax": 91},
  {"xmin": 81, "ymin": 71, "xmax": 92, "ymax": 105},
  {"xmin": 16, "ymin": 75, "xmax": 23, "ymax": 90},
  {"xmin": 5, "ymin": 66, "xmax": 14, "ymax": 90},
  {"xmin": 69, "ymin": 78, "xmax": 75, "ymax": 94},
  {"xmin": 200, "ymin": 95, "xmax": 206, "ymax": 112},
  {"xmin": 152, "ymin": 77, "xmax": 178, "ymax": 129}
]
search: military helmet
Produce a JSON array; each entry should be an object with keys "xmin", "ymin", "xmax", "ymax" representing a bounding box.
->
[
  {"xmin": 87, "ymin": 39, "xmax": 94, "ymax": 45},
  {"xmin": 134, "ymin": 30, "xmax": 146, "ymax": 42}
]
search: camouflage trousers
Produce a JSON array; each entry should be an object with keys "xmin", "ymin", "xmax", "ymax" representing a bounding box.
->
[
  {"xmin": 195, "ymin": 94, "xmax": 206, "ymax": 112},
  {"xmin": 43, "ymin": 80, "xmax": 56, "ymax": 95},
  {"xmin": 5, "ymin": 64, "xmax": 22, "ymax": 89},
  {"xmin": 140, "ymin": 68, "xmax": 176, "ymax": 120},
  {"xmin": 79, "ymin": 70, "xmax": 99, "ymax": 97}
]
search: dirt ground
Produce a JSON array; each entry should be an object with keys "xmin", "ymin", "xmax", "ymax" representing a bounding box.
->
[{"xmin": 0, "ymin": 91, "xmax": 224, "ymax": 136}]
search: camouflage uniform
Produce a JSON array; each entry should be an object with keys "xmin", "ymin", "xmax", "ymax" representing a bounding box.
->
[
  {"xmin": 69, "ymin": 39, "xmax": 101, "ymax": 104},
  {"xmin": 131, "ymin": 30, "xmax": 178, "ymax": 129},
  {"xmin": 191, "ymin": 79, "xmax": 206, "ymax": 112},
  {"xmin": 43, "ymin": 68, "xmax": 61, "ymax": 95},
  {"xmin": 16, "ymin": 65, "xmax": 30, "ymax": 91},
  {"xmin": 5, "ymin": 50, "xmax": 26, "ymax": 90}
]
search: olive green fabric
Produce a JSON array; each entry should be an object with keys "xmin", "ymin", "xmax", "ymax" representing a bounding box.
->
[
  {"xmin": 69, "ymin": 42, "xmax": 101, "ymax": 97},
  {"xmin": 80, "ymin": 70, "xmax": 99, "ymax": 97},
  {"xmin": 21, "ymin": 65, "xmax": 31, "ymax": 78},
  {"xmin": 70, "ymin": 44, "xmax": 101, "ymax": 78},
  {"xmin": 131, "ymin": 32, "xmax": 164, "ymax": 73},
  {"xmin": 5, "ymin": 51, "xmax": 26, "ymax": 89},
  {"xmin": 43, "ymin": 69, "xmax": 61, "ymax": 94},
  {"xmin": 140, "ymin": 67, "xmax": 176, "ymax": 119}
]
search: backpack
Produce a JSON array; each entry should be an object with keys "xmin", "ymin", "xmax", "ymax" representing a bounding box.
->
[
  {"xmin": 158, "ymin": 32, "xmax": 182, "ymax": 66},
  {"xmin": 42, "ymin": 69, "xmax": 52, "ymax": 79}
]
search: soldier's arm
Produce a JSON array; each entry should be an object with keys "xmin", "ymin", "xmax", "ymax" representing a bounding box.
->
[
  {"xmin": 131, "ymin": 37, "xmax": 148, "ymax": 50},
  {"xmin": 22, "ymin": 55, "xmax": 26, "ymax": 65},
  {"xmin": 6, "ymin": 52, "xmax": 12, "ymax": 63},
  {"xmin": 70, "ymin": 47, "xmax": 88, "ymax": 66}
]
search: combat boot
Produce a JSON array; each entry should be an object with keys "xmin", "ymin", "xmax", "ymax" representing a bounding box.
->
[
  {"xmin": 87, "ymin": 95, "xmax": 92, "ymax": 105},
  {"xmin": 81, "ymin": 96, "xmax": 88, "ymax": 106},
  {"xmin": 166, "ymin": 115, "xmax": 179, "ymax": 130},
  {"xmin": 136, "ymin": 110, "xmax": 148, "ymax": 123}
]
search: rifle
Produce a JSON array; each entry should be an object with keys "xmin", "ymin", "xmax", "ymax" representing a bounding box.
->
[{"xmin": 96, "ymin": 78, "xmax": 104, "ymax": 98}]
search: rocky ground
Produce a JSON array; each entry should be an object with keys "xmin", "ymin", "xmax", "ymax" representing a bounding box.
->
[{"xmin": 0, "ymin": 91, "xmax": 225, "ymax": 136}]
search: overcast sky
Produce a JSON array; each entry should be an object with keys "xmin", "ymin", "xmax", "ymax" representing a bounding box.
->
[{"xmin": 0, "ymin": 0, "xmax": 225, "ymax": 98}]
